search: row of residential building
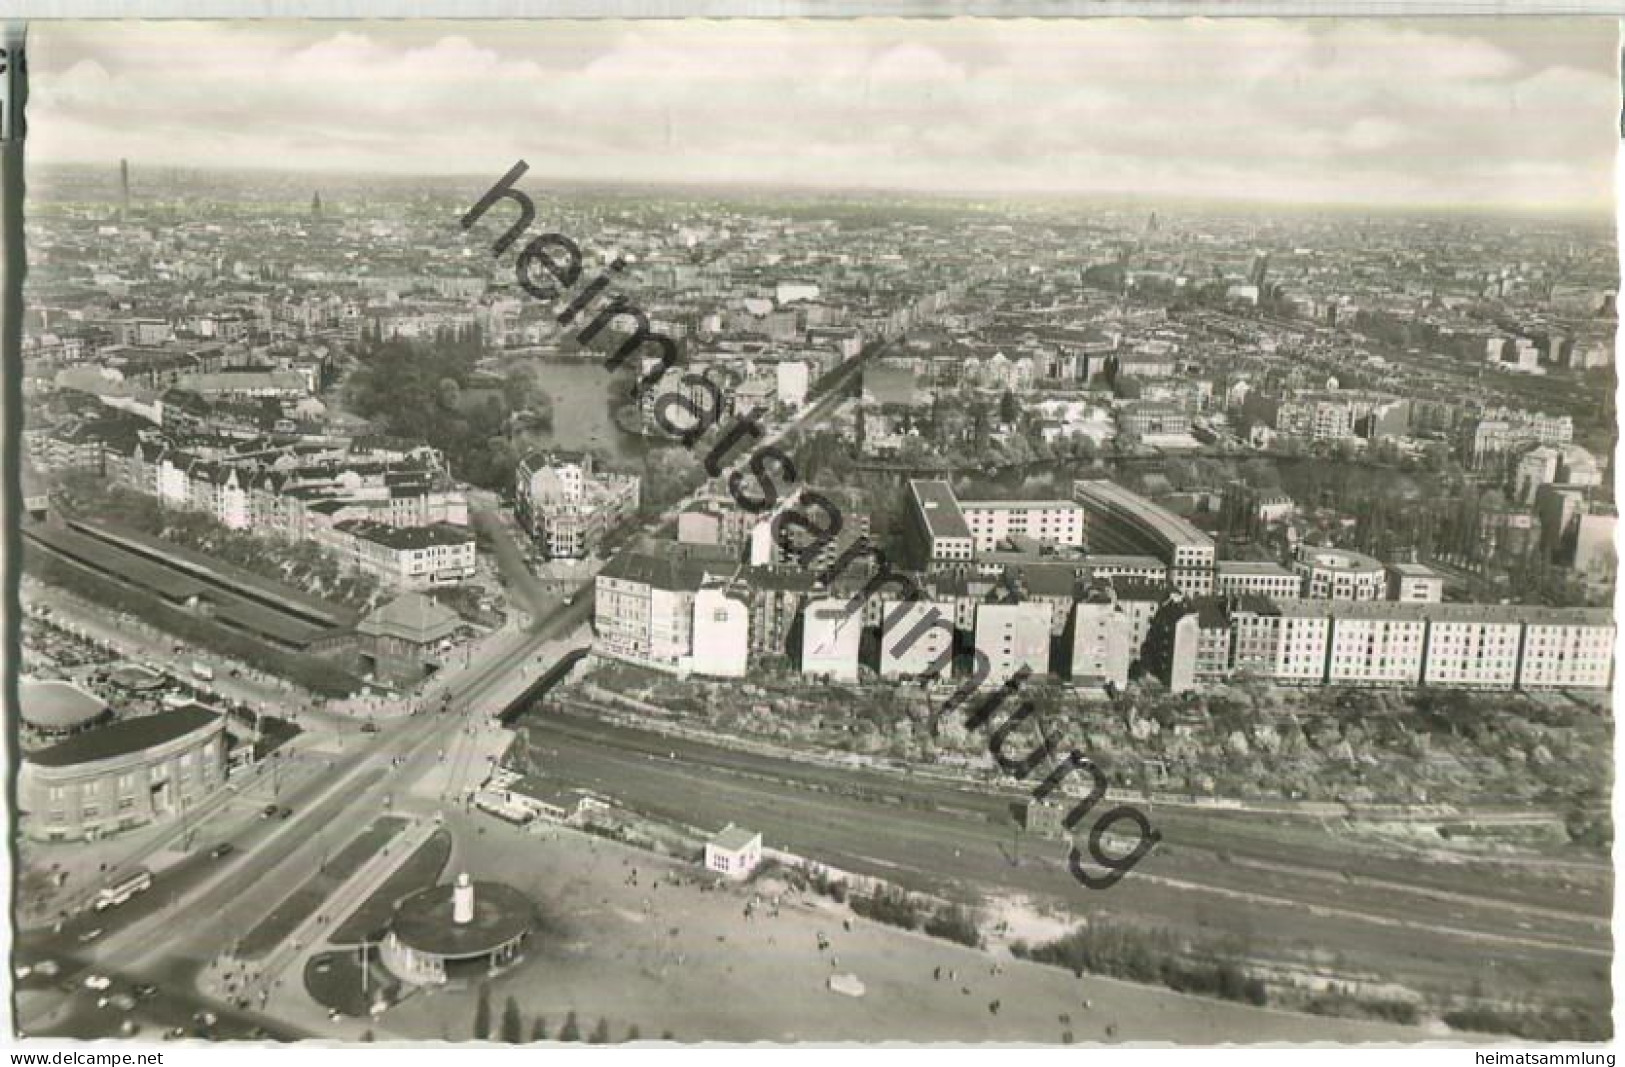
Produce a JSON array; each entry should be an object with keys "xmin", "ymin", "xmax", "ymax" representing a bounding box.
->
[
  {"xmin": 31, "ymin": 425, "xmax": 478, "ymax": 592},
  {"xmin": 1151, "ymin": 596, "xmax": 1615, "ymax": 693},
  {"xmin": 591, "ymin": 541, "xmax": 1612, "ymax": 693}
]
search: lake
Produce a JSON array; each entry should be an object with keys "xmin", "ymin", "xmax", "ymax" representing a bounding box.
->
[{"xmin": 523, "ymin": 357, "xmax": 651, "ymax": 463}]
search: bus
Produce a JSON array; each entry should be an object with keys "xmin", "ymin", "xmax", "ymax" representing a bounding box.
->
[{"xmin": 94, "ymin": 868, "xmax": 153, "ymax": 911}]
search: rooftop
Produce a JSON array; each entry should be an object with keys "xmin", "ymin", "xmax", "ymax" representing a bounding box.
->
[
  {"xmin": 709, "ymin": 824, "xmax": 762, "ymax": 852},
  {"xmin": 20, "ymin": 679, "xmax": 109, "ymax": 731},
  {"xmin": 335, "ymin": 520, "xmax": 474, "ymax": 550},
  {"xmin": 961, "ymin": 498, "xmax": 1085, "ymax": 512},
  {"xmin": 910, "ymin": 480, "xmax": 972, "ymax": 541},
  {"xmin": 359, "ymin": 592, "xmax": 462, "ymax": 645},
  {"xmin": 1073, "ymin": 479, "xmax": 1213, "ymax": 552},
  {"xmin": 1216, "ymin": 560, "xmax": 1297, "ymax": 576},
  {"xmin": 1271, "ymin": 600, "xmax": 1614, "ymax": 627},
  {"xmin": 390, "ymin": 880, "xmax": 534, "ymax": 958},
  {"xmin": 28, "ymin": 706, "xmax": 221, "ymax": 768},
  {"xmin": 1296, "ymin": 545, "xmax": 1384, "ymax": 573}
]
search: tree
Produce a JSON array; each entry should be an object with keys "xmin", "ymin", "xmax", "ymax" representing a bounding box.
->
[
  {"xmin": 530, "ymin": 1017, "xmax": 548, "ymax": 1042},
  {"xmin": 360, "ymin": 1031, "xmax": 375, "ymax": 1043},
  {"xmin": 624, "ymin": 1025, "xmax": 642, "ymax": 1043},
  {"xmin": 558, "ymin": 1011, "xmax": 581, "ymax": 1042},
  {"xmin": 500, "ymin": 995, "xmax": 523, "ymax": 1043},
  {"xmin": 998, "ymin": 389, "xmax": 1021, "ymax": 425},
  {"xmin": 473, "ymin": 982, "xmax": 492, "ymax": 1040},
  {"xmin": 589, "ymin": 1017, "xmax": 612, "ymax": 1044}
]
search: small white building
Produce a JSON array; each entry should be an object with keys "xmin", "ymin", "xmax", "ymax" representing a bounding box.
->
[{"xmin": 705, "ymin": 825, "xmax": 763, "ymax": 880}]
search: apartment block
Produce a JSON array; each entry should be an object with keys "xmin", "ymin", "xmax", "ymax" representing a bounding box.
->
[
  {"xmin": 877, "ymin": 599, "xmax": 956, "ymax": 680},
  {"xmin": 1069, "ymin": 599, "xmax": 1133, "ymax": 689},
  {"xmin": 1422, "ymin": 612, "xmax": 1523, "ymax": 689},
  {"xmin": 1517, "ymin": 612, "xmax": 1615, "ymax": 689},
  {"xmin": 973, "ymin": 600, "xmax": 1053, "ymax": 684},
  {"xmin": 685, "ymin": 581, "xmax": 751, "ymax": 679},
  {"xmin": 1322, "ymin": 604, "xmax": 1428, "ymax": 685},
  {"xmin": 516, "ymin": 451, "xmax": 640, "ymax": 560},
  {"xmin": 318, "ymin": 520, "xmax": 477, "ymax": 592},
  {"xmin": 960, "ymin": 498, "xmax": 1086, "ymax": 553},
  {"xmin": 801, "ymin": 598, "xmax": 863, "ymax": 682}
]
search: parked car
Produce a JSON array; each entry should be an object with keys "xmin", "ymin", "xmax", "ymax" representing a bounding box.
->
[
  {"xmin": 83, "ymin": 974, "xmax": 112, "ymax": 991},
  {"xmin": 278, "ymin": 807, "xmax": 293, "ymax": 819},
  {"xmin": 209, "ymin": 843, "xmax": 235, "ymax": 859},
  {"xmin": 78, "ymin": 928, "xmax": 104, "ymax": 944},
  {"xmin": 131, "ymin": 982, "xmax": 159, "ymax": 999},
  {"xmin": 260, "ymin": 804, "xmax": 280, "ymax": 820},
  {"xmin": 360, "ymin": 722, "xmax": 380, "ymax": 734}
]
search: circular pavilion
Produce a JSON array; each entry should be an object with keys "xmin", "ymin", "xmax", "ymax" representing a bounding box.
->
[
  {"xmin": 380, "ymin": 873, "xmax": 533, "ymax": 985},
  {"xmin": 20, "ymin": 679, "xmax": 111, "ymax": 742}
]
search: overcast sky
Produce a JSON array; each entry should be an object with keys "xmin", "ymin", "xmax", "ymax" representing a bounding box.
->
[{"xmin": 25, "ymin": 19, "xmax": 1621, "ymax": 210}]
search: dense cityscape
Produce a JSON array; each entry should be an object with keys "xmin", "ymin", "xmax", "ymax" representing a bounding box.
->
[{"xmin": 8, "ymin": 17, "xmax": 1618, "ymax": 1050}]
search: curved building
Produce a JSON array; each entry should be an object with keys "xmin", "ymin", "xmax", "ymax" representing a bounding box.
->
[
  {"xmin": 1294, "ymin": 545, "xmax": 1385, "ymax": 601},
  {"xmin": 20, "ymin": 679, "xmax": 112, "ymax": 744},
  {"xmin": 381, "ymin": 874, "xmax": 534, "ymax": 985},
  {"xmin": 1073, "ymin": 479, "xmax": 1215, "ymax": 594},
  {"xmin": 19, "ymin": 705, "xmax": 227, "ymax": 842}
]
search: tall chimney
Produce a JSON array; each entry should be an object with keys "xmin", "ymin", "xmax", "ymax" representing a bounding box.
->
[{"xmin": 452, "ymin": 872, "xmax": 474, "ymax": 924}]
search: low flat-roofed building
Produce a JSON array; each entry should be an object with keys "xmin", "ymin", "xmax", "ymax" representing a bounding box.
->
[
  {"xmin": 1386, "ymin": 562, "xmax": 1445, "ymax": 603},
  {"xmin": 1215, "ymin": 560, "xmax": 1301, "ymax": 599}
]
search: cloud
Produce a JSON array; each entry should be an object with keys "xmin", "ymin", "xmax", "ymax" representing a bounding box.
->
[{"xmin": 23, "ymin": 18, "xmax": 1619, "ymax": 210}]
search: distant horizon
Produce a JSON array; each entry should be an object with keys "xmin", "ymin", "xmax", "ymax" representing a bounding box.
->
[
  {"xmin": 23, "ymin": 19, "xmax": 1619, "ymax": 215},
  {"xmin": 25, "ymin": 158, "xmax": 1619, "ymax": 225}
]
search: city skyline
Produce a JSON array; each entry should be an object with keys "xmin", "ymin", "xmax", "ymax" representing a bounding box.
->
[{"xmin": 24, "ymin": 18, "xmax": 1620, "ymax": 211}]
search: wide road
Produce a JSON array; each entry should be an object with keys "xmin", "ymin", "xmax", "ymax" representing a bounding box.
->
[{"xmin": 15, "ymin": 336, "xmax": 893, "ymax": 1039}]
